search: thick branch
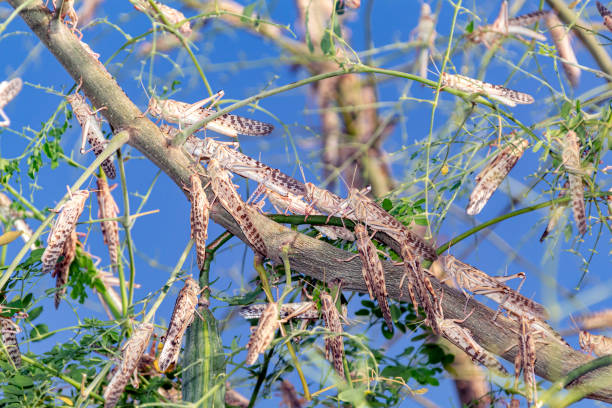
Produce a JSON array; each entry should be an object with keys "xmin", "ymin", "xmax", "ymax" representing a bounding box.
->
[{"xmin": 9, "ymin": 0, "xmax": 612, "ymax": 402}]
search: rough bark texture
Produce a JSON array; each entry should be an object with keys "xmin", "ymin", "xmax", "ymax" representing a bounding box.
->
[{"xmin": 8, "ymin": 0, "xmax": 612, "ymax": 403}]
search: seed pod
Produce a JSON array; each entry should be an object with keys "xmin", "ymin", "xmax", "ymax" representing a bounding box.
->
[
  {"xmin": 52, "ymin": 229, "xmax": 77, "ymax": 309},
  {"xmin": 467, "ymin": 135, "xmax": 528, "ymax": 215},
  {"xmin": 1, "ymin": 317, "xmax": 21, "ymax": 368},
  {"xmin": 188, "ymin": 174, "xmax": 210, "ymax": 270},
  {"xmin": 320, "ymin": 292, "xmax": 345, "ymax": 377},
  {"xmin": 103, "ymin": 323, "xmax": 154, "ymax": 408},
  {"xmin": 545, "ymin": 12, "xmax": 580, "ymax": 87},
  {"xmin": 42, "ymin": 190, "xmax": 89, "ymax": 274},
  {"xmin": 245, "ymin": 302, "xmax": 279, "ymax": 365},
  {"xmin": 158, "ymin": 277, "xmax": 200, "ymax": 372},
  {"xmin": 96, "ymin": 178, "xmax": 120, "ymax": 266},
  {"xmin": 562, "ymin": 131, "xmax": 586, "ymax": 236}
]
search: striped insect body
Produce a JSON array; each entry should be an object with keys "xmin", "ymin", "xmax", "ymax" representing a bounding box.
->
[
  {"xmin": 148, "ymin": 92, "xmax": 274, "ymax": 138},
  {"xmin": 579, "ymin": 330, "xmax": 612, "ymax": 357},
  {"xmin": 505, "ymin": 314, "xmax": 539, "ymax": 404},
  {"xmin": 245, "ymin": 302, "xmax": 279, "ymax": 365},
  {"xmin": 441, "ymin": 255, "xmax": 548, "ymax": 321},
  {"xmin": 440, "ymin": 72, "xmax": 535, "ymax": 107},
  {"xmin": 240, "ymin": 301, "xmax": 318, "ymax": 320},
  {"xmin": 573, "ymin": 309, "xmax": 612, "ymax": 332},
  {"xmin": 467, "ymin": 135, "xmax": 529, "ymax": 215},
  {"xmin": 1, "ymin": 317, "xmax": 22, "ymax": 368},
  {"xmin": 187, "ymin": 174, "xmax": 210, "ymax": 270},
  {"xmin": 0, "ymin": 77, "xmax": 22, "ymax": 127},
  {"xmin": 67, "ymin": 92, "xmax": 116, "ymax": 179},
  {"xmin": 320, "ymin": 292, "xmax": 345, "ymax": 377},
  {"xmin": 267, "ymin": 189, "xmax": 354, "ymax": 241},
  {"xmin": 52, "ymin": 229, "xmax": 78, "ymax": 309},
  {"xmin": 207, "ymin": 158, "xmax": 267, "ymax": 255},
  {"xmin": 158, "ymin": 277, "xmax": 200, "ymax": 372},
  {"xmin": 562, "ymin": 131, "xmax": 586, "ymax": 236},
  {"xmin": 436, "ymin": 309, "xmax": 508, "ymax": 375},
  {"xmin": 41, "ymin": 190, "xmax": 89, "ymax": 274},
  {"xmin": 96, "ymin": 178, "xmax": 120, "ymax": 266},
  {"xmin": 597, "ymin": 2, "xmax": 612, "ymax": 32},
  {"xmin": 354, "ymin": 224, "xmax": 392, "ymax": 330},
  {"xmin": 133, "ymin": 0, "xmax": 192, "ymax": 36},
  {"xmin": 103, "ymin": 323, "xmax": 154, "ymax": 408},
  {"xmin": 545, "ymin": 12, "xmax": 580, "ymax": 87}
]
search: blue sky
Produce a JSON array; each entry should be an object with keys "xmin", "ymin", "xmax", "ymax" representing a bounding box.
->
[{"xmin": 0, "ymin": 1, "xmax": 610, "ymax": 407}]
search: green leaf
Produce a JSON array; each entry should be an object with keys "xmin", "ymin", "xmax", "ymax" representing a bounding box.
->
[
  {"xmin": 320, "ymin": 33, "xmax": 333, "ymax": 55},
  {"xmin": 465, "ymin": 20, "xmax": 474, "ymax": 34},
  {"xmin": 382, "ymin": 198, "xmax": 393, "ymax": 211},
  {"xmin": 30, "ymin": 324, "xmax": 50, "ymax": 341},
  {"xmin": 241, "ymin": 2, "xmax": 256, "ymax": 23},
  {"xmin": 11, "ymin": 375, "xmax": 33, "ymax": 388},
  {"xmin": 560, "ymin": 101, "xmax": 572, "ymax": 120},
  {"xmin": 26, "ymin": 306, "xmax": 43, "ymax": 321}
]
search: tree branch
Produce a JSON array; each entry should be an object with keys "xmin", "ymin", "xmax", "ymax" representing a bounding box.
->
[{"xmin": 8, "ymin": 0, "xmax": 612, "ymax": 402}]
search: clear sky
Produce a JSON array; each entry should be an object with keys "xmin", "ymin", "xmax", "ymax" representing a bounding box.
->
[{"xmin": 0, "ymin": 1, "xmax": 610, "ymax": 407}]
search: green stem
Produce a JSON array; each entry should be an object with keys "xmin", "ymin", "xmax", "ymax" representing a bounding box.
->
[
  {"xmin": 253, "ymin": 256, "xmax": 274, "ymax": 303},
  {"xmin": 20, "ymin": 355, "xmax": 104, "ymax": 402},
  {"xmin": 538, "ymin": 355, "xmax": 612, "ymax": 407},
  {"xmin": 436, "ymin": 191, "xmax": 608, "ymax": 255},
  {"xmin": 201, "ymin": 231, "xmax": 234, "ymax": 296},
  {"xmin": 142, "ymin": 239, "xmax": 194, "ymax": 323},
  {"xmin": 247, "ymin": 348, "xmax": 274, "ymax": 408},
  {"xmin": 116, "ymin": 150, "xmax": 137, "ymax": 307},
  {"xmin": 0, "ymin": 131, "xmax": 129, "ymax": 291},
  {"xmin": 2, "ymin": 183, "xmax": 44, "ymax": 220}
]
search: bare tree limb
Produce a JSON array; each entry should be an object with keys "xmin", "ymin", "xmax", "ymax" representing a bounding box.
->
[{"xmin": 8, "ymin": 0, "xmax": 612, "ymax": 402}]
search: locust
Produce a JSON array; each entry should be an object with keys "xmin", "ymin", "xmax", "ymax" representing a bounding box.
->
[
  {"xmin": 320, "ymin": 291, "xmax": 345, "ymax": 377},
  {"xmin": 579, "ymin": 331, "xmax": 612, "ymax": 357},
  {"xmin": 0, "ymin": 77, "xmax": 22, "ymax": 127},
  {"xmin": 0, "ymin": 317, "xmax": 21, "ymax": 368},
  {"xmin": 186, "ymin": 174, "xmax": 210, "ymax": 270},
  {"xmin": 398, "ymin": 238, "xmax": 440, "ymax": 334},
  {"xmin": 182, "ymin": 135, "xmax": 306, "ymax": 197},
  {"xmin": 562, "ymin": 130, "xmax": 587, "ymax": 236},
  {"xmin": 41, "ymin": 190, "xmax": 89, "ymax": 274},
  {"xmin": 441, "ymin": 255, "xmax": 548, "ymax": 321},
  {"xmin": 339, "ymin": 187, "xmax": 437, "ymax": 261},
  {"xmin": 279, "ymin": 380, "xmax": 305, "ymax": 408},
  {"xmin": 66, "ymin": 92, "xmax": 116, "ymax": 179},
  {"xmin": 597, "ymin": 2, "xmax": 612, "ymax": 32},
  {"xmin": 506, "ymin": 314, "xmax": 540, "ymax": 405},
  {"xmin": 207, "ymin": 158, "xmax": 267, "ymax": 255},
  {"xmin": 158, "ymin": 277, "xmax": 200, "ymax": 372},
  {"xmin": 352, "ymin": 224, "xmax": 392, "ymax": 330},
  {"xmin": 245, "ymin": 302, "xmax": 279, "ymax": 365},
  {"xmin": 545, "ymin": 12, "xmax": 580, "ymax": 87},
  {"xmin": 96, "ymin": 177, "xmax": 120, "ymax": 266},
  {"xmin": 266, "ymin": 188, "xmax": 354, "ymax": 241},
  {"xmin": 539, "ymin": 181, "xmax": 569, "ymax": 242},
  {"xmin": 52, "ymin": 229, "xmax": 77, "ymax": 309},
  {"xmin": 103, "ymin": 323, "xmax": 154, "ymax": 408},
  {"xmin": 132, "ymin": 0, "xmax": 192, "ymax": 36},
  {"xmin": 573, "ymin": 309, "xmax": 612, "ymax": 332},
  {"xmin": 468, "ymin": 1, "xmax": 547, "ymax": 46},
  {"xmin": 467, "ymin": 135, "xmax": 529, "ymax": 215},
  {"xmin": 52, "ymin": 0, "xmax": 79, "ymax": 37},
  {"xmin": 414, "ymin": 3, "xmax": 437, "ymax": 79},
  {"xmin": 148, "ymin": 90, "xmax": 274, "ymax": 138},
  {"xmin": 435, "ymin": 305, "xmax": 508, "ymax": 375},
  {"xmin": 440, "ymin": 72, "xmax": 534, "ymax": 107},
  {"xmin": 240, "ymin": 301, "xmax": 319, "ymax": 320}
]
